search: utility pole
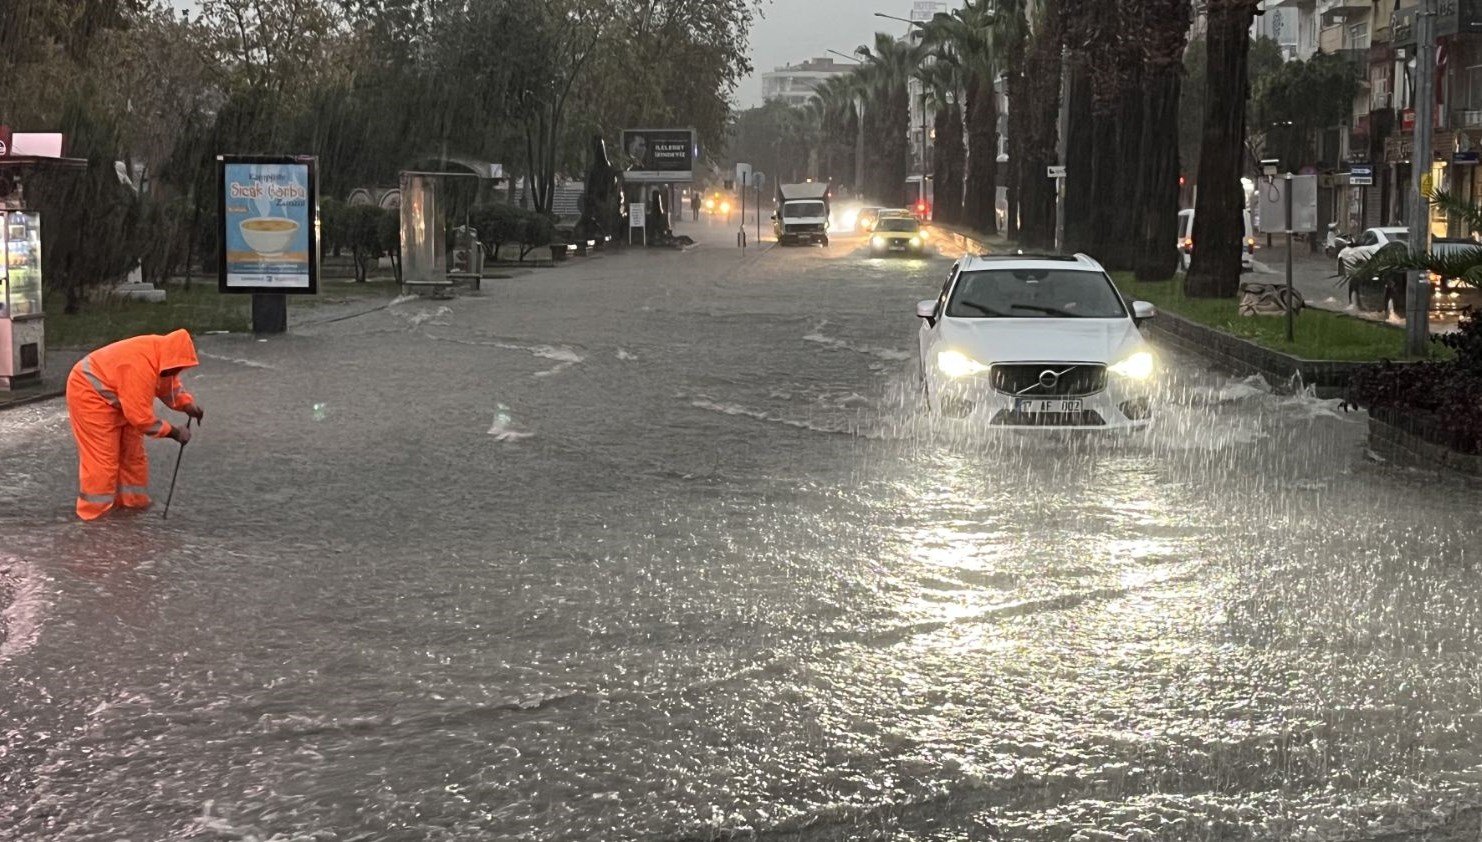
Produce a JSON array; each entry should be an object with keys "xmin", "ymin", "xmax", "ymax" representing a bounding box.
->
[{"xmin": 1408, "ymin": 0, "xmax": 1436, "ymax": 356}]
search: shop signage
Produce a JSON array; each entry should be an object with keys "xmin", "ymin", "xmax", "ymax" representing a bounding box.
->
[
  {"xmin": 1350, "ymin": 163, "xmax": 1375, "ymax": 185},
  {"xmin": 1392, "ymin": 0, "xmax": 1482, "ymax": 47},
  {"xmin": 0, "ymin": 126, "xmax": 10, "ymax": 158},
  {"xmin": 217, "ymin": 155, "xmax": 319, "ymax": 295}
]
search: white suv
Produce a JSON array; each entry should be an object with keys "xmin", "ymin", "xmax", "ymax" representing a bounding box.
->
[{"xmin": 916, "ymin": 253, "xmax": 1158, "ymax": 429}]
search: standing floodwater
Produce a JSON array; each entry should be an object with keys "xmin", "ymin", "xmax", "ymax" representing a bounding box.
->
[{"xmin": 3, "ymin": 224, "xmax": 1482, "ymax": 841}]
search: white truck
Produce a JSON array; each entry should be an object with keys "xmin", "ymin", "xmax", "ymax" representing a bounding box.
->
[{"xmin": 773, "ymin": 182, "xmax": 831, "ymax": 246}]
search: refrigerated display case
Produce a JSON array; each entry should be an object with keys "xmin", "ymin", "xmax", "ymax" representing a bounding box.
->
[{"xmin": 0, "ymin": 209, "xmax": 44, "ymax": 389}]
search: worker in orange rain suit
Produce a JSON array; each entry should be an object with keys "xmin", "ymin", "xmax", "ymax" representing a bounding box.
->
[{"xmin": 65, "ymin": 329, "xmax": 204, "ymax": 521}]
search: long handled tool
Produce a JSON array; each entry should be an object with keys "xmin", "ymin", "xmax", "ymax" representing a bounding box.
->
[{"xmin": 161, "ymin": 417, "xmax": 193, "ymax": 521}]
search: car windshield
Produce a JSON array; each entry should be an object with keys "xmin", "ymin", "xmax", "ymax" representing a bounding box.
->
[
  {"xmin": 946, "ymin": 268, "xmax": 1128, "ymax": 319},
  {"xmin": 1383, "ymin": 231, "xmax": 1410, "ymax": 241},
  {"xmin": 877, "ymin": 218, "xmax": 919, "ymax": 232},
  {"xmin": 784, "ymin": 202, "xmax": 825, "ymax": 218}
]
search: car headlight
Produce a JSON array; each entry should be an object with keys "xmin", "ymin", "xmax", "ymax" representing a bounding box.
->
[
  {"xmin": 872, "ymin": 236, "xmax": 885, "ymax": 248},
  {"xmin": 910, "ymin": 237, "xmax": 922, "ymax": 247},
  {"xmin": 1108, "ymin": 350, "xmax": 1155, "ymax": 379},
  {"xmin": 919, "ymin": 230, "xmax": 930, "ymax": 241},
  {"xmin": 937, "ymin": 350, "xmax": 988, "ymax": 379}
]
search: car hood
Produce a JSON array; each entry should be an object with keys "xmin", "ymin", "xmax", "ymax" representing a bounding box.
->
[{"xmin": 937, "ymin": 316, "xmax": 1144, "ymax": 364}]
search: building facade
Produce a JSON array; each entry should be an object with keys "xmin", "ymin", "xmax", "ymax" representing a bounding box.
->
[{"xmin": 761, "ymin": 58, "xmax": 855, "ymax": 108}]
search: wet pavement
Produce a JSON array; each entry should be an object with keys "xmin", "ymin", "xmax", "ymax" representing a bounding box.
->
[{"xmin": 4, "ymin": 221, "xmax": 1482, "ymax": 840}]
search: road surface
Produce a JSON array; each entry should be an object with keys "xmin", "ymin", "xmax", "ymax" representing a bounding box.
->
[{"xmin": 3, "ymin": 220, "xmax": 1481, "ymax": 840}]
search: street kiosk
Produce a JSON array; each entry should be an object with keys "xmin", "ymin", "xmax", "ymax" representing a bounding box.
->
[{"xmin": 0, "ymin": 129, "xmax": 83, "ymax": 390}]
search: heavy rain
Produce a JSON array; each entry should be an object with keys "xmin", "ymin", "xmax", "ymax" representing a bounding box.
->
[{"xmin": 4, "ymin": 1, "xmax": 1482, "ymax": 840}]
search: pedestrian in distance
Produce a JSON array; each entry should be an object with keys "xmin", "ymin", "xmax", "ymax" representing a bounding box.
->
[
  {"xmin": 691, "ymin": 191, "xmax": 701, "ymax": 221},
  {"xmin": 65, "ymin": 329, "xmax": 204, "ymax": 521}
]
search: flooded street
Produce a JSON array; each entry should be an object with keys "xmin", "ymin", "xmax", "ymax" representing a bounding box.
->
[{"xmin": 4, "ymin": 223, "xmax": 1482, "ymax": 841}]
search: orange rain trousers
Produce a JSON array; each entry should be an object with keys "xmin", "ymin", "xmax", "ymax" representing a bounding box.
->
[{"xmin": 65, "ymin": 330, "xmax": 198, "ymax": 521}]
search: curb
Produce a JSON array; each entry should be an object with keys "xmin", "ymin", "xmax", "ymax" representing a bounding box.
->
[
  {"xmin": 0, "ymin": 387, "xmax": 65, "ymax": 411},
  {"xmin": 1142, "ymin": 310, "xmax": 1378, "ymax": 398},
  {"xmin": 1368, "ymin": 409, "xmax": 1482, "ymax": 477}
]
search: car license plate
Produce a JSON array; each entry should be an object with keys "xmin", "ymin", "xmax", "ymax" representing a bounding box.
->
[
  {"xmin": 1014, "ymin": 398, "xmax": 1082, "ymax": 414},
  {"xmin": 889, "ymin": 243, "xmax": 906, "ymax": 250}
]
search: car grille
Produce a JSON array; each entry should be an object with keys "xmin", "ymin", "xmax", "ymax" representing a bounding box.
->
[
  {"xmin": 787, "ymin": 223, "xmax": 825, "ymax": 233},
  {"xmin": 990, "ymin": 409, "xmax": 1106, "ymax": 427},
  {"xmin": 990, "ymin": 364, "xmax": 1107, "ymax": 397}
]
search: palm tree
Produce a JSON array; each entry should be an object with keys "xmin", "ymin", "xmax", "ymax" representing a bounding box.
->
[
  {"xmin": 921, "ymin": 2, "xmax": 997, "ymax": 234},
  {"xmin": 854, "ymin": 32, "xmax": 922, "ymax": 207},
  {"xmin": 812, "ymin": 74, "xmax": 865, "ymax": 194},
  {"xmin": 1185, "ymin": 0, "xmax": 1263, "ymax": 298},
  {"xmin": 916, "ymin": 54, "xmax": 965, "ymax": 225}
]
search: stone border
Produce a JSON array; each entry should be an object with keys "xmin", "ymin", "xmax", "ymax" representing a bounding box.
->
[
  {"xmin": 1142, "ymin": 309, "xmax": 1376, "ymax": 398},
  {"xmin": 1368, "ymin": 407, "xmax": 1482, "ymax": 476}
]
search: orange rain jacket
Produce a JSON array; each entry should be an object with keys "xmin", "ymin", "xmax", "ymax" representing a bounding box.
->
[
  {"xmin": 66, "ymin": 330, "xmax": 199, "ymax": 520},
  {"xmin": 72, "ymin": 329, "xmax": 199, "ymax": 440}
]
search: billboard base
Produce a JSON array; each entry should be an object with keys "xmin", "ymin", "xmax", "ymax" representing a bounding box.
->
[{"xmin": 252, "ymin": 293, "xmax": 288, "ymax": 335}]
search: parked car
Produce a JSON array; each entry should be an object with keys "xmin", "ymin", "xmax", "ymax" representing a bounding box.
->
[
  {"xmin": 1347, "ymin": 236, "xmax": 1482, "ymax": 318},
  {"xmin": 915, "ymin": 252, "xmax": 1158, "ymax": 429},
  {"xmin": 1337, "ymin": 226, "xmax": 1410, "ymax": 274},
  {"xmin": 1177, "ymin": 208, "xmax": 1255, "ymax": 272}
]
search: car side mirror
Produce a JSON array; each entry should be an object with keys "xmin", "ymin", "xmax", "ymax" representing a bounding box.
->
[
  {"xmin": 1131, "ymin": 300, "xmax": 1157, "ymax": 323},
  {"xmin": 916, "ymin": 299, "xmax": 937, "ymax": 325}
]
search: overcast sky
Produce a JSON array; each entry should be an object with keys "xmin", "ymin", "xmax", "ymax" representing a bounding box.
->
[{"xmin": 739, "ymin": 0, "xmax": 935, "ymax": 108}]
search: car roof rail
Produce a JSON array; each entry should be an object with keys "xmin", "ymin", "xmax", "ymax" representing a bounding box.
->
[{"xmin": 971, "ymin": 251, "xmax": 1085, "ymax": 263}]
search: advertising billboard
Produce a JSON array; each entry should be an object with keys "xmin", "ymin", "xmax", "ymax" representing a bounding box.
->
[
  {"xmin": 622, "ymin": 129, "xmax": 696, "ymax": 182},
  {"xmin": 218, "ymin": 155, "xmax": 319, "ymax": 294}
]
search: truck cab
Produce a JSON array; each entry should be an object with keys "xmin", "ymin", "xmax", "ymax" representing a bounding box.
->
[{"xmin": 773, "ymin": 182, "xmax": 831, "ymax": 246}]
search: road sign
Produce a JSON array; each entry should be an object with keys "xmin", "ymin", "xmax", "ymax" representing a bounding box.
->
[
  {"xmin": 1047, "ymin": 165, "xmax": 1067, "ymax": 179},
  {"xmin": 753, "ymin": 171, "xmax": 766, "ymax": 190},
  {"xmin": 1350, "ymin": 163, "xmax": 1374, "ymax": 186},
  {"xmin": 735, "ymin": 163, "xmax": 752, "ymax": 189},
  {"xmin": 1257, "ymin": 174, "xmax": 1318, "ymax": 233}
]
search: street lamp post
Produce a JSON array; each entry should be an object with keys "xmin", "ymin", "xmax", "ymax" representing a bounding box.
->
[{"xmin": 1407, "ymin": 0, "xmax": 1437, "ymax": 356}]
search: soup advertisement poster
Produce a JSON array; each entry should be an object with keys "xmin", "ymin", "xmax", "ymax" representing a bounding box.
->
[{"xmin": 219, "ymin": 156, "xmax": 318, "ymax": 293}]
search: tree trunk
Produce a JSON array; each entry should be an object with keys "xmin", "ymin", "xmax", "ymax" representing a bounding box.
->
[
  {"xmin": 1185, "ymin": 0, "xmax": 1260, "ymax": 298},
  {"xmin": 964, "ymin": 69, "xmax": 999, "ymax": 235},
  {"xmin": 1134, "ymin": 0, "xmax": 1193, "ymax": 281},
  {"xmin": 885, "ymin": 83, "xmax": 910, "ymax": 207},
  {"xmin": 1102, "ymin": 73, "xmax": 1145, "ymax": 270},
  {"xmin": 931, "ymin": 106, "xmax": 954, "ymax": 225},
  {"xmin": 1063, "ymin": 64, "xmax": 1095, "ymax": 252},
  {"xmin": 1019, "ymin": 3, "xmax": 1063, "ymax": 250},
  {"xmin": 1134, "ymin": 70, "xmax": 1185, "ymax": 280},
  {"xmin": 945, "ymin": 101, "xmax": 967, "ymax": 226},
  {"xmin": 1005, "ymin": 71, "xmax": 1027, "ymax": 241}
]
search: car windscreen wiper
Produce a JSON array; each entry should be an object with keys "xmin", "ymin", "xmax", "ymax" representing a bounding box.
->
[
  {"xmin": 954, "ymin": 300, "xmax": 1011, "ymax": 317},
  {"xmin": 1008, "ymin": 303, "xmax": 1093, "ymax": 318}
]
